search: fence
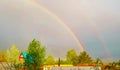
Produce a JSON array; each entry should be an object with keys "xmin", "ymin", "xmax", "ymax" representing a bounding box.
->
[
  {"xmin": 0, "ymin": 62, "xmax": 102, "ymax": 70},
  {"xmin": 0, "ymin": 62, "xmax": 17, "ymax": 70},
  {"xmin": 47, "ymin": 66, "xmax": 101, "ymax": 70}
]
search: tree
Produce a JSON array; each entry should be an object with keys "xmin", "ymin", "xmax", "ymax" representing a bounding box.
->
[
  {"xmin": 59, "ymin": 59, "xmax": 69, "ymax": 64},
  {"xmin": 66, "ymin": 49, "xmax": 78, "ymax": 65},
  {"xmin": 95, "ymin": 58, "xmax": 103, "ymax": 65},
  {"xmin": 58, "ymin": 59, "xmax": 65, "ymax": 64},
  {"xmin": 78, "ymin": 51, "xmax": 93, "ymax": 64},
  {"xmin": 115, "ymin": 60, "xmax": 120, "ymax": 68},
  {"xmin": 0, "ymin": 51, "xmax": 7, "ymax": 62},
  {"xmin": 55, "ymin": 58, "xmax": 71, "ymax": 65},
  {"xmin": 45, "ymin": 55, "xmax": 55, "ymax": 65},
  {"xmin": 72, "ymin": 56, "xmax": 79, "ymax": 66},
  {"xmin": 6, "ymin": 44, "xmax": 20, "ymax": 64},
  {"xmin": 27, "ymin": 39, "xmax": 46, "ymax": 70}
]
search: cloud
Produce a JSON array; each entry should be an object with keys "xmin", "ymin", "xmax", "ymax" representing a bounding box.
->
[{"xmin": 0, "ymin": 0, "xmax": 120, "ymax": 61}]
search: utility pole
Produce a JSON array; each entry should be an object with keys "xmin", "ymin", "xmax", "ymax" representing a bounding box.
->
[{"xmin": 58, "ymin": 57, "xmax": 60, "ymax": 66}]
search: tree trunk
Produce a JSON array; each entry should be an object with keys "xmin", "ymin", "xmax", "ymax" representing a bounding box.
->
[{"xmin": 34, "ymin": 64, "xmax": 37, "ymax": 70}]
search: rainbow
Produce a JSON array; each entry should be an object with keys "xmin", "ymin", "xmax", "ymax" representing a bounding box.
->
[
  {"xmin": 27, "ymin": 0, "xmax": 86, "ymax": 52},
  {"xmin": 80, "ymin": 7, "xmax": 112, "ymax": 61},
  {"xmin": 26, "ymin": 0, "xmax": 112, "ymax": 61},
  {"xmin": 89, "ymin": 24, "xmax": 112, "ymax": 61}
]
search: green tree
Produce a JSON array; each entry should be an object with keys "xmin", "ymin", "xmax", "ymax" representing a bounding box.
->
[
  {"xmin": 60, "ymin": 59, "xmax": 69, "ymax": 64},
  {"xmin": 6, "ymin": 44, "xmax": 20, "ymax": 64},
  {"xmin": 27, "ymin": 39, "xmax": 46, "ymax": 70},
  {"xmin": 55, "ymin": 59, "xmax": 69, "ymax": 65},
  {"xmin": 115, "ymin": 60, "xmax": 120, "ymax": 68},
  {"xmin": 66, "ymin": 49, "xmax": 78, "ymax": 65},
  {"xmin": 78, "ymin": 51, "xmax": 93, "ymax": 64},
  {"xmin": 72, "ymin": 56, "xmax": 79, "ymax": 66},
  {"xmin": 45, "ymin": 55, "xmax": 55, "ymax": 65},
  {"xmin": 95, "ymin": 58, "xmax": 103, "ymax": 65},
  {"xmin": 118, "ymin": 60, "xmax": 120, "ymax": 66}
]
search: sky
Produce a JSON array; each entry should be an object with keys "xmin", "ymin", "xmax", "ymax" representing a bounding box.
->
[{"xmin": 0, "ymin": 0, "xmax": 120, "ymax": 61}]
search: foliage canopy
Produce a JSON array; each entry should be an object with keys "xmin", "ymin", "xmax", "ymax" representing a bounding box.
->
[{"xmin": 25, "ymin": 39, "xmax": 46, "ymax": 70}]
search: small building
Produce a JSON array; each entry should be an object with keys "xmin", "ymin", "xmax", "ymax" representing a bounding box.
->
[{"xmin": 19, "ymin": 53, "xmax": 25, "ymax": 64}]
